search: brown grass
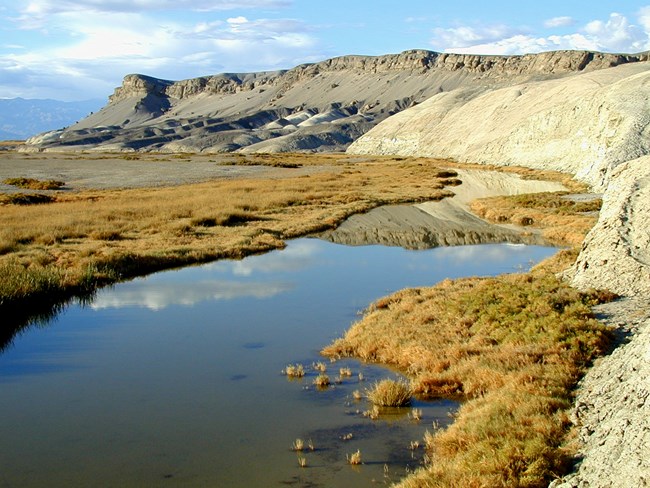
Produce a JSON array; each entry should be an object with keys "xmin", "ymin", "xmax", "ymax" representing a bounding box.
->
[
  {"xmin": 0, "ymin": 154, "xmax": 457, "ymax": 310},
  {"xmin": 366, "ymin": 378, "xmax": 412, "ymax": 407},
  {"xmin": 3, "ymin": 177, "xmax": 65, "ymax": 190},
  {"xmin": 470, "ymin": 192, "xmax": 601, "ymax": 247},
  {"xmin": 323, "ymin": 250, "xmax": 615, "ymax": 487}
]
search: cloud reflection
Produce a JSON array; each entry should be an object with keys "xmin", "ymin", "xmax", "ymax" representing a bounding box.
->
[
  {"xmin": 207, "ymin": 239, "xmax": 323, "ymax": 277},
  {"xmin": 91, "ymin": 280, "xmax": 293, "ymax": 311},
  {"xmin": 434, "ymin": 243, "xmax": 533, "ymax": 264}
]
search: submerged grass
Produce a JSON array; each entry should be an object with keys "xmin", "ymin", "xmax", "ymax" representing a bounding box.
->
[{"xmin": 323, "ymin": 250, "xmax": 615, "ymax": 487}]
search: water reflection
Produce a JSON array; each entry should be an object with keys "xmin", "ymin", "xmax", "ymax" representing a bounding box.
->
[
  {"xmin": 91, "ymin": 280, "xmax": 294, "ymax": 310},
  {"xmin": 0, "ymin": 239, "xmax": 558, "ymax": 487}
]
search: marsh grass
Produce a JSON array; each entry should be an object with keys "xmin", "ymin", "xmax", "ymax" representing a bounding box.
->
[
  {"xmin": 470, "ymin": 191, "xmax": 601, "ymax": 247},
  {"xmin": 313, "ymin": 374, "xmax": 330, "ymax": 388},
  {"xmin": 0, "ymin": 154, "xmax": 456, "ymax": 314},
  {"xmin": 3, "ymin": 177, "xmax": 65, "ymax": 190},
  {"xmin": 347, "ymin": 449, "xmax": 362, "ymax": 465},
  {"xmin": 292, "ymin": 439, "xmax": 305, "ymax": 451},
  {"xmin": 323, "ymin": 251, "xmax": 614, "ymax": 487},
  {"xmin": 1, "ymin": 193, "xmax": 56, "ymax": 205},
  {"xmin": 284, "ymin": 364, "xmax": 305, "ymax": 378},
  {"xmin": 366, "ymin": 378, "xmax": 412, "ymax": 407}
]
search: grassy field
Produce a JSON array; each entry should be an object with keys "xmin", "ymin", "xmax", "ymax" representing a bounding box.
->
[
  {"xmin": 323, "ymin": 188, "xmax": 612, "ymax": 487},
  {"xmin": 0, "ymin": 153, "xmax": 456, "ymax": 328}
]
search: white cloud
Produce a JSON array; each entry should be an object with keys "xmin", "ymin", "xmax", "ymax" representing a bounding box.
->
[
  {"xmin": 544, "ymin": 16, "xmax": 575, "ymax": 29},
  {"xmin": 431, "ymin": 24, "xmax": 524, "ymax": 50},
  {"xmin": 432, "ymin": 10, "xmax": 650, "ymax": 55},
  {"xmin": 1, "ymin": 9, "xmax": 323, "ymax": 99},
  {"xmin": 91, "ymin": 280, "xmax": 294, "ymax": 310},
  {"xmin": 19, "ymin": 0, "xmax": 290, "ymax": 16}
]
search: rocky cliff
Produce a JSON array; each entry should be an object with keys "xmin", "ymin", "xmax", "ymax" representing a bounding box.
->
[{"xmin": 24, "ymin": 49, "xmax": 649, "ymax": 154}]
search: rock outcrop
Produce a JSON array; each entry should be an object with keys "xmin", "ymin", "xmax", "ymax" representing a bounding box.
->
[
  {"xmin": 570, "ymin": 157, "xmax": 650, "ymax": 296},
  {"xmin": 23, "ymin": 50, "xmax": 649, "ymax": 154}
]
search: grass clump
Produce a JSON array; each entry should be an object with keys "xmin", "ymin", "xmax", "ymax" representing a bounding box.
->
[
  {"xmin": 3, "ymin": 177, "xmax": 65, "ymax": 190},
  {"xmin": 346, "ymin": 449, "xmax": 362, "ymax": 465},
  {"xmin": 284, "ymin": 363, "xmax": 305, "ymax": 378},
  {"xmin": 313, "ymin": 373, "xmax": 330, "ymax": 388},
  {"xmin": 323, "ymin": 251, "xmax": 614, "ymax": 487},
  {"xmin": 366, "ymin": 378, "xmax": 412, "ymax": 407},
  {"xmin": 1, "ymin": 193, "xmax": 55, "ymax": 205}
]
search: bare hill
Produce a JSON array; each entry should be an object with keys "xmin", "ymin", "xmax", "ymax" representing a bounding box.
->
[{"xmin": 24, "ymin": 50, "xmax": 647, "ymax": 154}]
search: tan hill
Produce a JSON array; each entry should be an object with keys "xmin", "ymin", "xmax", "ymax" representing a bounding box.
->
[{"xmin": 24, "ymin": 50, "xmax": 647, "ymax": 154}]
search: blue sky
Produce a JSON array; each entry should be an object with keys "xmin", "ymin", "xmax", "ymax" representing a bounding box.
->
[{"xmin": 1, "ymin": 1, "xmax": 650, "ymax": 101}]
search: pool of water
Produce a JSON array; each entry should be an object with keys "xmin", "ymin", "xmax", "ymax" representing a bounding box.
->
[{"xmin": 0, "ymin": 239, "xmax": 557, "ymax": 487}]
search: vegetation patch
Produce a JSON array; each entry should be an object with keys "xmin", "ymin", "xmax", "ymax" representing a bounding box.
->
[
  {"xmin": 3, "ymin": 177, "xmax": 65, "ymax": 190},
  {"xmin": 0, "ymin": 192, "xmax": 56, "ymax": 205},
  {"xmin": 323, "ymin": 251, "xmax": 615, "ymax": 487},
  {"xmin": 0, "ymin": 153, "xmax": 457, "ymax": 338},
  {"xmin": 471, "ymin": 191, "xmax": 601, "ymax": 247},
  {"xmin": 366, "ymin": 378, "xmax": 412, "ymax": 407}
]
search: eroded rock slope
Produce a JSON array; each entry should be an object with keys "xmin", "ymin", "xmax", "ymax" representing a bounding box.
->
[{"xmin": 24, "ymin": 50, "xmax": 648, "ymax": 154}]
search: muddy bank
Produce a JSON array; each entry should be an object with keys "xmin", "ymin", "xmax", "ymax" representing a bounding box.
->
[{"xmin": 321, "ymin": 169, "xmax": 565, "ymax": 248}]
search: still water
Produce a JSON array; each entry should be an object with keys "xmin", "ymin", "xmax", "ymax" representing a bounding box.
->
[{"xmin": 0, "ymin": 239, "xmax": 557, "ymax": 487}]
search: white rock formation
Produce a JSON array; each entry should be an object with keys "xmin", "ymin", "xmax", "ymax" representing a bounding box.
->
[{"xmin": 349, "ymin": 63, "xmax": 650, "ymax": 191}]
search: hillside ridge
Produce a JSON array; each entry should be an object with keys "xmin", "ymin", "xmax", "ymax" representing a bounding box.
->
[{"xmin": 23, "ymin": 49, "xmax": 650, "ymax": 154}]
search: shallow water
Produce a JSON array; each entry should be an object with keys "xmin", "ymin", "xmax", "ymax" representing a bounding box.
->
[{"xmin": 0, "ymin": 239, "xmax": 557, "ymax": 487}]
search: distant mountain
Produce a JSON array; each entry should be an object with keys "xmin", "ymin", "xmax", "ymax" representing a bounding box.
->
[
  {"xmin": 22, "ymin": 49, "xmax": 649, "ymax": 154},
  {"xmin": 0, "ymin": 97, "xmax": 105, "ymax": 140}
]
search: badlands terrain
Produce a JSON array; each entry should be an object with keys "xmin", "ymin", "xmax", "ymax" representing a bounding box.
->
[{"xmin": 16, "ymin": 49, "xmax": 650, "ymax": 486}]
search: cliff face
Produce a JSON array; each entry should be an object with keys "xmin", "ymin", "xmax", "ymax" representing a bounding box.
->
[{"xmin": 24, "ymin": 49, "xmax": 650, "ymax": 154}]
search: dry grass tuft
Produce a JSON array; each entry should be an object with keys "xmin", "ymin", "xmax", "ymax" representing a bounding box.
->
[
  {"xmin": 3, "ymin": 177, "xmax": 65, "ymax": 190},
  {"xmin": 347, "ymin": 449, "xmax": 362, "ymax": 465},
  {"xmin": 292, "ymin": 438, "xmax": 305, "ymax": 451},
  {"xmin": 313, "ymin": 373, "xmax": 330, "ymax": 388},
  {"xmin": 1, "ymin": 193, "xmax": 56, "ymax": 205},
  {"xmin": 366, "ymin": 378, "xmax": 412, "ymax": 407},
  {"xmin": 284, "ymin": 363, "xmax": 305, "ymax": 378}
]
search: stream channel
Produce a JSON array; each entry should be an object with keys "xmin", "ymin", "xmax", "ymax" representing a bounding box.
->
[{"xmin": 0, "ymin": 170, "xmax": 564, "ymax": 487}]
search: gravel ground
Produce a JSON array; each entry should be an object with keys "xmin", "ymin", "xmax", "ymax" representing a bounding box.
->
[{"xmin": 0, "ymin": 151, "xmax": 317, "ymax": 192}]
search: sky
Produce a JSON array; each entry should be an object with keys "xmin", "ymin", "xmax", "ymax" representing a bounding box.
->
[{"xmin": 1, "ymin": 1, "xmax": 650, "ymax": 101}]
